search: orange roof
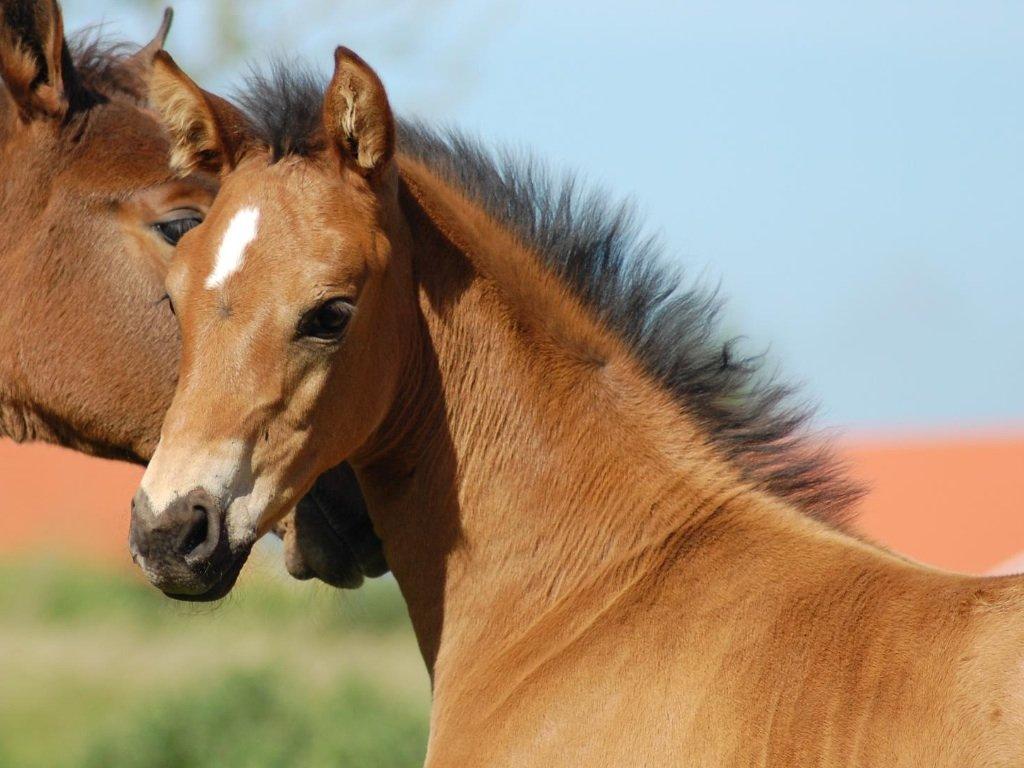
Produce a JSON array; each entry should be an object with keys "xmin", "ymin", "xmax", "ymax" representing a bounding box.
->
[
  {"xmin": 0, "ymin": 441, "xmax": 141, "ymax": 566},
  {"xmin": 1, "ymin": 433, "xmax": 1022, "ymax": 574},
  {"xmin": 846, "ymin": 432, "xmax": 1024, "ymax": 574}
]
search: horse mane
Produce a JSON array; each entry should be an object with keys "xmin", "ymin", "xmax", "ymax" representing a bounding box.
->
[
  {"xmin": 236, "ymin": 62, "xmax": 865, "ymax": 527},
  {"xmin": 68, "ymin": 29, "xmax": 149, "ymax": 104}
]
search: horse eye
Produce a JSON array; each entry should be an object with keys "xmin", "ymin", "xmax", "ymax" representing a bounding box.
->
[
  {"xmin": 298, "ymin": 298, "xmax": 353, "ymax": 342},
  {"xmin": 153, "ymin": 215, "xmax": 203, "ymax": 246}
]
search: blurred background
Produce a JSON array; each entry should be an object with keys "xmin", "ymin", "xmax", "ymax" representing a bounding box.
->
[{"xmin": 1, "ymin": 1, "xmax": 1021, "ymax": 766}]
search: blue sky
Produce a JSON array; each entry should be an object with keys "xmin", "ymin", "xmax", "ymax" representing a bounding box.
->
[{"xmin": 67, "ymin": 1, "xmax": 1023, "ymax": 431}]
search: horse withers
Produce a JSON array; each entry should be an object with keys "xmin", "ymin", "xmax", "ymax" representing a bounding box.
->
[
  {"xmin": 0, "ymin": 0, "xmax": 382, "ymax": 588},
  {"xmin": 136, "ymin": 44, "xmax": 1024, "ymax": 766}
]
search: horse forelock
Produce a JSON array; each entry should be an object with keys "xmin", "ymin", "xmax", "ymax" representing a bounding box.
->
[{"xmin": 68, "ymin": 30, "xmax": 149, "ymax": 104}]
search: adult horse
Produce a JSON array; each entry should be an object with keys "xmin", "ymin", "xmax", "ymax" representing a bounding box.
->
[
  {"xmin": 0, "ymin": 0, "xmax": 382, "ymax": 589},
  {"xmin": 131, "ymin": 47, "xmax": 1024, "ymax": 766}
]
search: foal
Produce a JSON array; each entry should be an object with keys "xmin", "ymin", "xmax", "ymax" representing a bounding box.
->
[
  {"xmin": 0, "ymin": 0, "xmax": 380, "ymax": 589},
  {"xmin": 136, "ymin": 48, "xmax": 1024, "ymax": 765}
]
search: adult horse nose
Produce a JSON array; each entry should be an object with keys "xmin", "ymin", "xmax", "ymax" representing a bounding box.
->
[{"xmin": 130, "ymin": 488, "xmax": 225, "ymax": 565}]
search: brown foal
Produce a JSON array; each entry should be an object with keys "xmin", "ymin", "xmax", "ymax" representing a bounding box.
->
[
  {"xmin": 0, "ymin": 0, "xmax": 381, "ymax": 589},
  {"xmin": 134, "ymin": 46, "xmax": 1024, "ymax": 766}
]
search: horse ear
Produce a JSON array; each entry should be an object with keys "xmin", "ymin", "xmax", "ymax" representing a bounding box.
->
[
  {"xmin": 125, "ymin": 7, "xmax": 173, "ymax": 82},
  {"xmin": 149, "ymin": 50, "xmax": 250, "ymax": 176},
  {"xmin": 323, "ymin": 46, "xmax": 395, "ymax": 176},
  {"xmin": 0, "ymin": 0, "xmax": 76, "ymax": 121}
]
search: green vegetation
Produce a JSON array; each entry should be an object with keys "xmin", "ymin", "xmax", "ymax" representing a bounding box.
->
[{"xmin": 0, "ymin": 554, "xmax": 429, "ymax": 768}]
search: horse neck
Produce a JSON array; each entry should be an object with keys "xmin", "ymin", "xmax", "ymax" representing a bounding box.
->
[{"xmin": 356, "ymin": 157, "xmax": 855, "ymax": 691}]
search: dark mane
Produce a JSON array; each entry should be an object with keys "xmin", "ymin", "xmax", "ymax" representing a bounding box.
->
[
  {"xmin": 237, "ymin": 63, "xmax": 864, "ymax": 526},
  {"xmin": 68, "ymin": 29, "xmax": 149, "ymax": 103},
  {"xmin": 236, "ymin": 61, "xmax": 327, "ymax": 159}
]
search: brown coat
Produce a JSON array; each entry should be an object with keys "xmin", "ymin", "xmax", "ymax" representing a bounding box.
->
[{"xmin": 140, "ymin": 45, "xmax": 1024, "ymax": 765}]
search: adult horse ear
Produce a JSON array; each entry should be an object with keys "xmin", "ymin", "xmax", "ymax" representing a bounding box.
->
[
  {"xmin": 322, "ymin": 46, "xmax": 395, "ymax": 176},
  {"xmin": 148, "ymin": 50, "xmax": 250, "ymax": 176},
  {"xmin": 0, "ymin": 0, "xmax": 80, "ymax": 122},
  {"xmin": 124, "ymin": 7, "xmax": 173, "ymax": 82}
]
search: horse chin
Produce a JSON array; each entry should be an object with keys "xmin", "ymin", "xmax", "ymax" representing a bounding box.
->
[{"xmin": 161, "ymin": 546, "xmax": 252, "ymax": 603}]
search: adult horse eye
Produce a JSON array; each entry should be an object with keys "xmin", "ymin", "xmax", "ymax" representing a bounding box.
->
[
  {"xmin": 152, "ymin": 214, "xmax": 203, "ymax": 246},
  {"xmin": 298, "ymin": 298, "xmax": 353, "ymax": 342}
]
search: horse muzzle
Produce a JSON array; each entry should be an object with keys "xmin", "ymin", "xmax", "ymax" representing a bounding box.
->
[{"xmin": 129, "ymin": 487, "xmax": 250, "ymax": 601}]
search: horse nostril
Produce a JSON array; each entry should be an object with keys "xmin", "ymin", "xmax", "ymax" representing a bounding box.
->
[{"xmin": 178, "ymin": 506, "xmax": 210, "ymax": 557}]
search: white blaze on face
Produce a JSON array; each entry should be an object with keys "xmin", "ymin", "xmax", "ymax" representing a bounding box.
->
[{"xmin": 205, "ymin": 206, "xmax": 260, "ymax": 290}]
